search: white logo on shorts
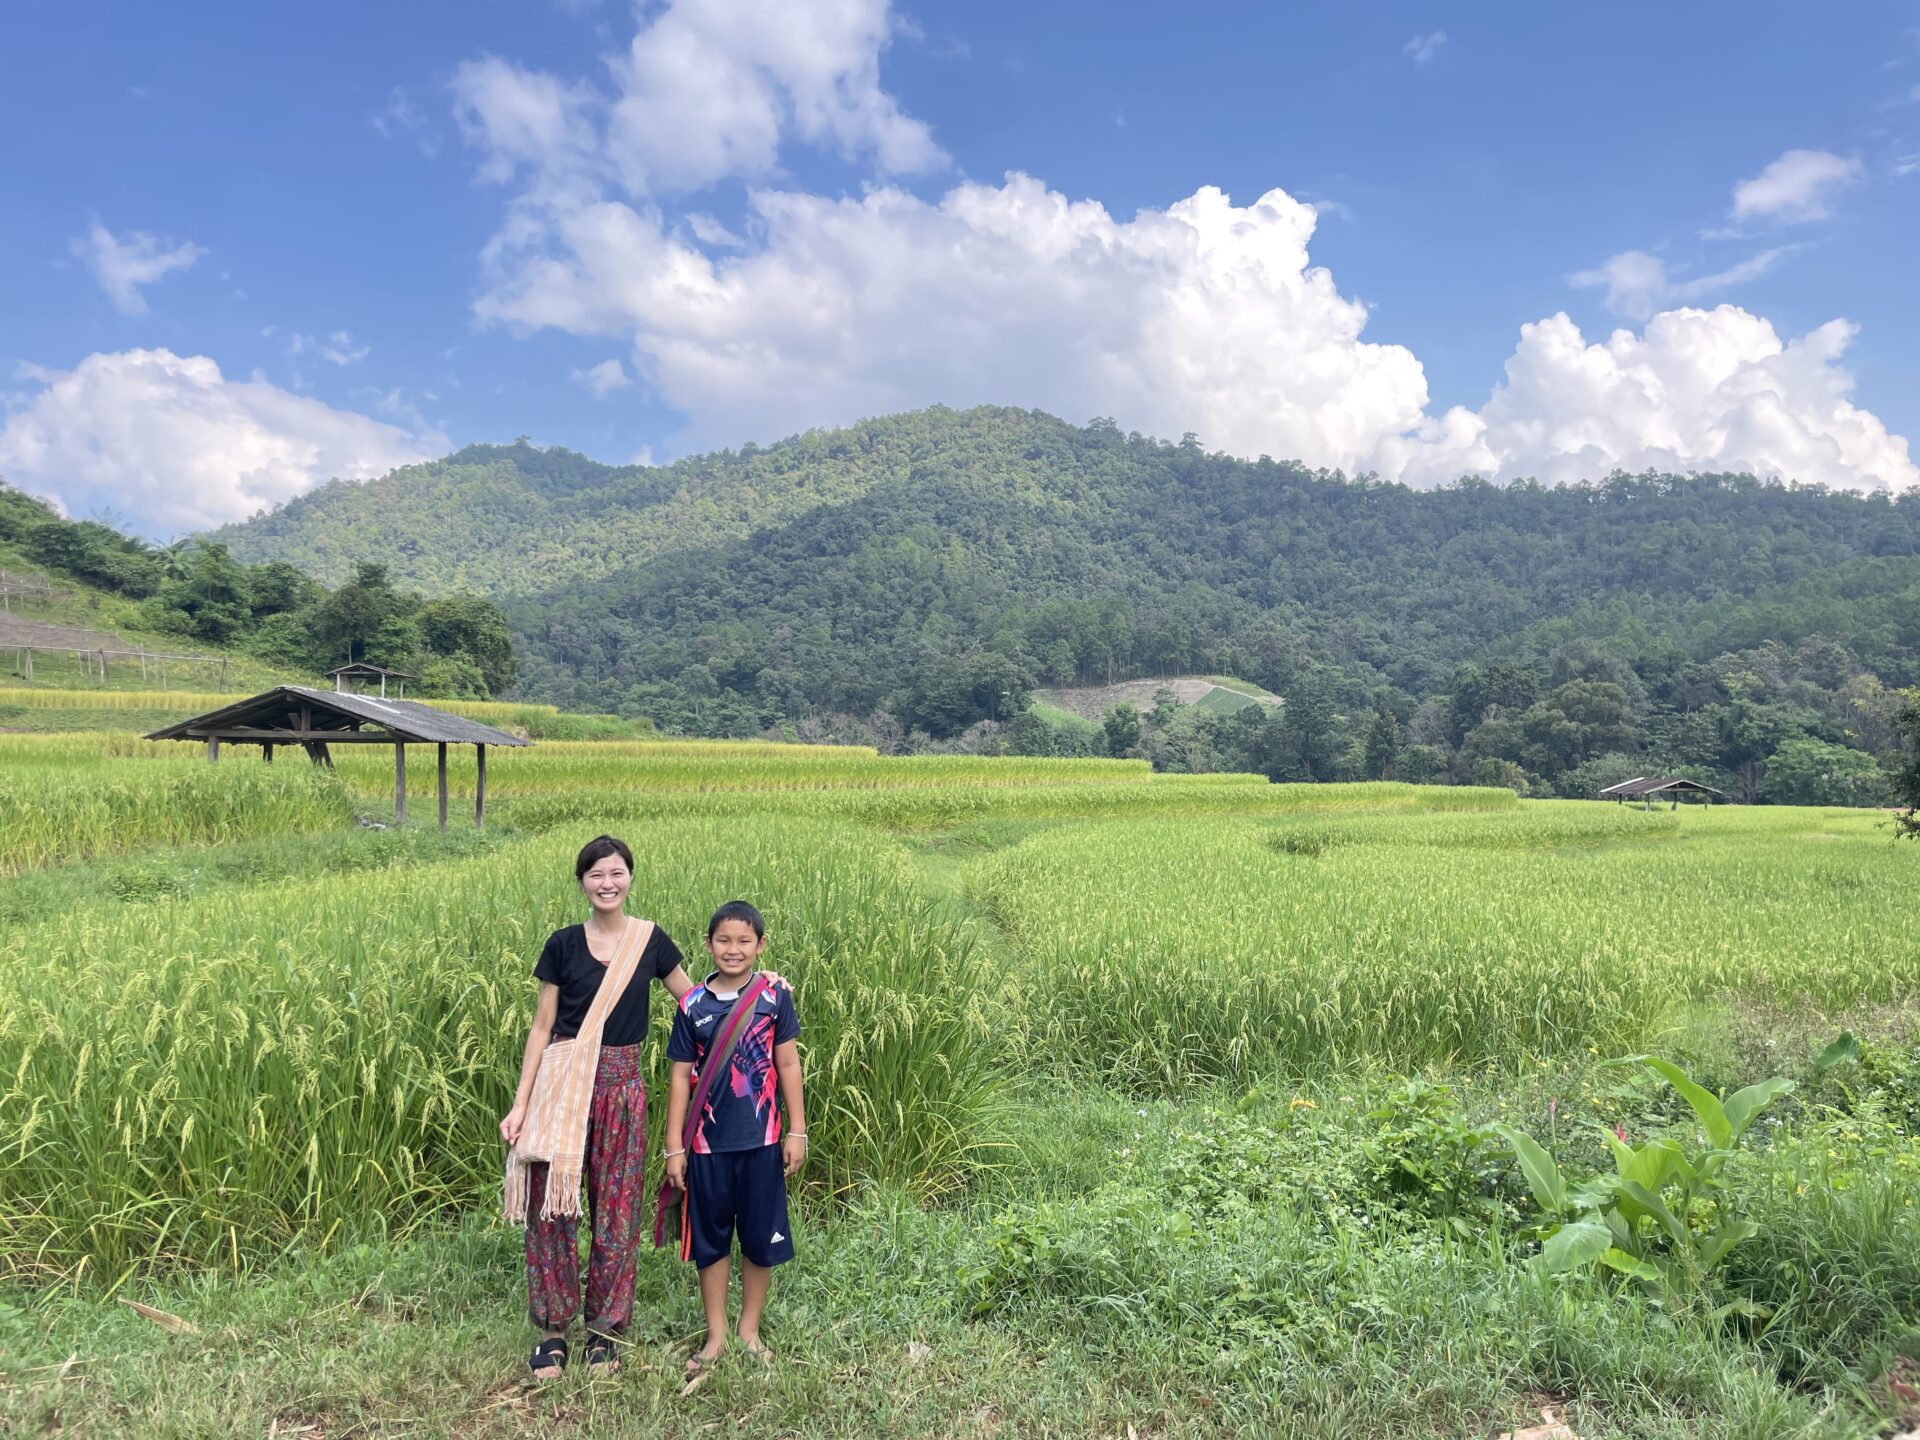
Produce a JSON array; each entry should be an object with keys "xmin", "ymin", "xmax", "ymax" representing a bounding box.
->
[{"xmin": 770, "ymin": 1230, "xmax": 786, "ymax": 1243}]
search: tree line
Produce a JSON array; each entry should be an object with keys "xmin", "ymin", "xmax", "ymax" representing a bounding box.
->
[{"xmin": 0, "ymin": 484, "xmax": 514, "ymax": 697}]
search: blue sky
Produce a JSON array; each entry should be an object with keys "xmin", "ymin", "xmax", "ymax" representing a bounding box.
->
[{"xmin": 4, "ymin": 1, "xmax": 1918, "ymax": 537}]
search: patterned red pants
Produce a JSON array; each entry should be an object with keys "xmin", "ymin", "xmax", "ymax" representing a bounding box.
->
[{"xmin": 524, "ymin": 1044, "xmax": 648, "ymax": 1336}]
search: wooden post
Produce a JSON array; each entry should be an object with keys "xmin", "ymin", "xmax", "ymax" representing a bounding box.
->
[
  {"xmin": 207, "ymin": 737, "xmax": 221, "ymax": 762},
  {"xmin": 395, "ymin": 744, "xmax": 407, "ymax": 825},
  {"xmin": 437, "ymin": 743, "xmax": 449, "ymax": 832},
  {"xmin": 475, "ymin": 744, "xmax": 488, "ymax": 828},
  {"xmin": 263, "ymin": 743, "xmax": 274, "ymax": 764}
]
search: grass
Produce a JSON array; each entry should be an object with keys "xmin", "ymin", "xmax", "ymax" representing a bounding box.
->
[
  {"xmin": 1193, "ymin": 674, "xmax": 1282, "ymax": 701},
  {"xmin": 1193, "ymin": 685, "xmax": 1264, "ymax": 714},
  {"xmin": 3, "ymin": 1083, "xmax": 1914, "ymax": 1438}
]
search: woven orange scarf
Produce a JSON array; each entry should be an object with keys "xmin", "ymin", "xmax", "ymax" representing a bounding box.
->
[{"xmin": 504, "ymin": 916, "xmax": 654, "ymax": 1223}]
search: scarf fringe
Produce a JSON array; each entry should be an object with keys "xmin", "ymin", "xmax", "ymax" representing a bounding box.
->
[{"xmin": 503, "ymin": 1147, "xmax": 586, "ymax": 1223}]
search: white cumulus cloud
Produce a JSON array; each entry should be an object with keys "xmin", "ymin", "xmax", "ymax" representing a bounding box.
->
[
  {"xmin": 452, "ymin": 0, "xmax": 941, "ymax": 202},
  {"xmin": 70, "ymin": 221, "xmax": 204, "ymax": 315},
  {"xmin": 0, "ymin": 349, "xmax": 444, "ymax": 536},
  {"xmin": 1569, "ymin": 245, "xmax": 1800, "ymax": 320},
  {"xmin": 1372, "ymin": 306, "xmax": 1918, "ymax": 491},
  {"xmin": 1732, "ymin": 149, "xmax": 1862, "ymax": 222},
  {"xmin": 1403, "ymin": 31, "xmax": 1447, "ymax": 64},
  {"xmin": 571, "ymin": 358, "xmax": 632, "ymax": 396},
  {"xmin": 478, "ymin": 177, "xmax": 1433, "ymax": 470},
  {"xmin": 450, "ymin": 0, "xmax": 1914, "ymax": 496},
  {"xmin": 451, "ymin": 56, "xmax": 601, "ymax": 194}
]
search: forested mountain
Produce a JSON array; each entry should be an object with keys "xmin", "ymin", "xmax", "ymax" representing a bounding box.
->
[
  {"xmin": 214, "ymin": 406, "xmax": 1920, "ymax": 802},
  {"xmin": 213, "ymin": 413, "xmax": 1028, "ymax": 591}
]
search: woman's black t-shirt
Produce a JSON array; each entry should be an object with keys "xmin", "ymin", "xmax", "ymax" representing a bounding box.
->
[{"xmin": 533, "ymin": 923, "xmax": 686, "ymax": 1047}]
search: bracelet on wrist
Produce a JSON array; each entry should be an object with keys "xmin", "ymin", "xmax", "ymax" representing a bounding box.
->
[
  {"xmin": 790, "ymin": 1132, "xmax": 807, "ymax": 1141},
  {"xmin": 665, "ymin": 1148, "xmax": 687, "ymax": 1158}
]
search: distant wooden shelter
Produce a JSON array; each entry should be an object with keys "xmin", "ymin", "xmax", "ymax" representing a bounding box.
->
[
  {"xmin": 146, "ymin": 684, "xmax": 529, "ymax": 829},
  {"xmin": 326, "ymin": 662, "xmax": 417, "ymax": 698},
  {"xmin": 1599, "ymin": 776, "xmax": 1728, "ymax": 810}
]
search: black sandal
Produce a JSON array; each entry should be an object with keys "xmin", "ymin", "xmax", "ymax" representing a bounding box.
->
[
  {"xmin": 585, "ymin": 1333, "xmax": 620, "ymax": 1373},
  {"xmin": 529, "ymin": 1336, "xmax": 569, "ymax": 1380}
]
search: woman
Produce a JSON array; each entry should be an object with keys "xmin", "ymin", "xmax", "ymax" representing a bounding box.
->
[{"xmin": 501, "ymin": 835, "xmax": 693, "ymax": 1379}]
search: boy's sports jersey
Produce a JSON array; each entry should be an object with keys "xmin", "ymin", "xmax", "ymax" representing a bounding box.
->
[{"xmin": 666, "ymin": 971, "xmax": 801, "ymax": 1154}]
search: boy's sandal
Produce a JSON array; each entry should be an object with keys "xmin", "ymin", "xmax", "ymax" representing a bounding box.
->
[
  {"xmin": 529, "ymin": 1336, "xmax": 569, "ymax": 1380},
  {"xmin": 584, "ymin": 1334, "xmax": 620, "ymax": 1373},
  {"xmin": 684, "ymin": 1350, "xmax": 717, "ymax": 1378}
]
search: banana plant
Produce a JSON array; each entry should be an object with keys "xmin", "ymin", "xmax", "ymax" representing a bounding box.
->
[{"xmin": 1497, "ymin": 1053, "xmax": 1795, "ymax": 1307}]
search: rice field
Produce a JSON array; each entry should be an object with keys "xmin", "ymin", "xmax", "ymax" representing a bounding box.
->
[
  {"xmin": 0, "ymin": 687, "xmax": 560, "ymax": 721},
  {"xmin": 0, "ymin": 759, "xmax": 353, "ymax": 873},
  {"xmin": 0, "ymin": 819, "xmax": 1003, "ymax": 1280},
  {"xmin": 967, "ymin": 806, "xmax": 1919, "ymax": 1088},
  {"xmin": 2, "ymin": 723, "xmax": 1917, "ymax": 1438}
]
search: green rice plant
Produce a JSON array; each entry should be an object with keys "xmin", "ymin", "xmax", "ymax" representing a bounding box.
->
[
  {"xmin": 320, "ymin": 743, "xmax": 1156, "ymax": 801},
  {"xmin": 0, "ymin": 688, "xmax": 559, "ymax": 720},
  {"xmin": 503, "ymin": 775, "xmax": 1499, "ymax": 834},
  {"xmin": 0, "ymin": 819, "xmax": 1005, "ymax": 1281},
  {"xmin": 965, "ymin": 806, "xmax": 1920, "ymax": 1087},
  {"xmin": 0, "ymin": 761, "xmax": 353, "ymax": 874},
  {"xmin": 1262, "ymin": 802, "xmax": 1680, "ymax": 855}
]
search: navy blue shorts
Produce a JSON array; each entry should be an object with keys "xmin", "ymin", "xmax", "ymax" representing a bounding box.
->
[{"xmin": 685, "ymin": 1146, "xmax": 794, "ymax": 1271}]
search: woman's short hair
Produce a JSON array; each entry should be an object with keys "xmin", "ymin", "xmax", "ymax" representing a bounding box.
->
[{"xmin": 575, "ymin": 834, "xmax": 635, "ymax": 880}]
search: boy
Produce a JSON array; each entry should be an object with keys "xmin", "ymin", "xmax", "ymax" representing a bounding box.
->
[{"xmin": 664, "ymin": 900, "xmax": 807, "ymax": 1374}]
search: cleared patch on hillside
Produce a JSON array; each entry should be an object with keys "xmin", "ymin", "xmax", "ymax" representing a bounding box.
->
[
  {"xmin": 1032, "ymin": 675, "xmax": 1283, "ymax": 723},
  {"xmin": 0, "ymin": 616, "xmax": 128, "ymax": 650}
]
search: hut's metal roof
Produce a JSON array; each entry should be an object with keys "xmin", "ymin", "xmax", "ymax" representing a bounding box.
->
[
  {"xmin": 325, "ymin": 662, "xmax": 418, "ymax": 679},
  {"xmin": 1598, "ymin": 775, "xmax": 1726, "ymax": 799},
  {"xmin": 145, "ymin": 685, "xmax": 530, "ymax": 746}
]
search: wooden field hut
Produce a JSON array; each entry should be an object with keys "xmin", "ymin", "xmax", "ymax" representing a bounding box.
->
[
  {"xmin": 1598, "ymin": 776, "xmax": 1728, "ymax": 810},
  {"xmin": 146, "ymin": 684, "xmax": 529, "ymax": 829},
  {"xmin": 325, "ymin": 661, "xmax": 417, "ymax": 698}
]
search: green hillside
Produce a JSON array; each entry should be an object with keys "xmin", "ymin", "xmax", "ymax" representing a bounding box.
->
[
  {"xmin": 0, "ymin": 478, "xmax": 521, "ymax": 725},
  {"xmin": 211, "ymin": 406, "xmax": 1920, "ymax": 801},
  {"xmin": 212, "ymin": 412, "xmax": 1034, "ymax": 591}
]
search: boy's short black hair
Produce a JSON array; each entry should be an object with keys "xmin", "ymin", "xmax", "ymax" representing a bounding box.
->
[
  {"xmin": 707, "ymin": 899, "xmax": 765, "ymax": 940},
  {"xmin": 575, "ymin": 834, "xmax": 635, "ymax": 880}
]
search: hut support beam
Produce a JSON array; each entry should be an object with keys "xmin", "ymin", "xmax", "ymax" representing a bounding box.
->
[
  {"xmin": 476, "ymin": 744, "xmax": 487, "ymax": 829},
  {"xmin": 437, "ymin": 743, "xmax": 449, "ymax": 832},
  {"xmin": 207, "ymin": 737, "xmax": 220, "ymax": 763},
  {"xmin": 395, "ymin": 744, "xmax": 407, "ymax": 825}
]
